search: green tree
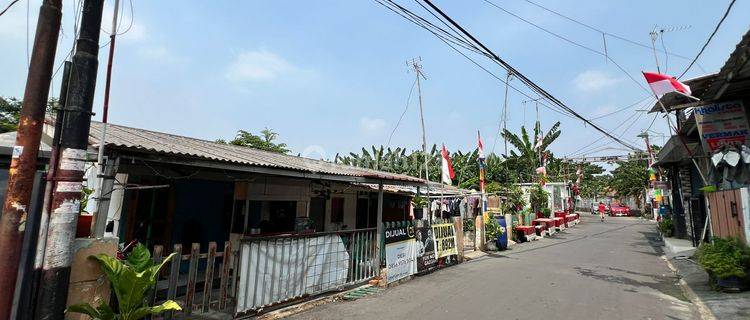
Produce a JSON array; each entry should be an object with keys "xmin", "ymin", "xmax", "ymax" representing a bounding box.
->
[
  {"xmin": 529, "ymin": 184, "xmax": 549, "ymax": 214},
  {"xmin": 610, "ymin": 157, "xmax": 649, "ymax": 208},
  {"xmin": 218, "ymin": 128, "xmax": 290, "ymax": 154},
  {"xmin": 0, "ymin": 96, "xmax": 58, "ymax": 133}
]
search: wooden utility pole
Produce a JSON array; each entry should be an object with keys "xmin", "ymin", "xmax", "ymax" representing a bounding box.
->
[
  {"xmin": 0, "ymin": 1, "xmax": 63, "ymax": 317},
  {"xmin": 35, "ymin": 0, "xmax": 105, "ymax": 318}
]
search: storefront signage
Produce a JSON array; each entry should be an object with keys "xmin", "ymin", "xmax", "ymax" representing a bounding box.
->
[
  {"xmin": 431, "ymin": 223, "xmax": 458, "ymax": 258},
  {"xmin": 385, "ymin": 224, "xmax": 417, "ymax": 283},
  {"xmin": 415, "ymin": 226, "xmax": 437, "ymax": 272},
  {"xmin": 694, "ymin": 100, "xmax": 749, "ymax": 152}
]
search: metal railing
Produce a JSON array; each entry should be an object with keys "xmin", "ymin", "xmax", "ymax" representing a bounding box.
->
[
  {"xmin": 234, "ymin": 228, "xmax": 378, "ymax": 316},
  {"xmin": 150, "ymin": 241, "xmax": 237, "ymax": 319}
]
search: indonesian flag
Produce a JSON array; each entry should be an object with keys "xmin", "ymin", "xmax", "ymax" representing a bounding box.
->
[
  {"xmin": 642, "ymin": 72, "xmax": 692, "ymax": 98},
  {"xmin": 441, "ymin": 144, "xmax": 455, "ymax": 185}
]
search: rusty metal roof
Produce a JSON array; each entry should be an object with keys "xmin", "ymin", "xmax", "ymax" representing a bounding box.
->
[{"xmin": 88, "ymin": 122, "xmax": 425, "ymax": 184}]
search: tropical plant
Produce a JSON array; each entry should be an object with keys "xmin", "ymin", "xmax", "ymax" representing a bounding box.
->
[
  {"xmin": 539, "ymin": 208, "xmax": 552, "ymax": 218},
  {"xmin": 501, "ymin": 121, "xmax": 561, "ymax": 182},
  {"xmin": 695, "ymin": 238, "xmax": 750, "ymax": 280},
  {"xmin": 217, "ymin": 128, "xmax": 290, "ymax": 154},
  {"xmin": 528, "ymin": 184, "xmax": 549, "ymax": 214},
  {"xmin": 66, "ymin": 244, "xmax": 181, "ymax": 320},
  {"xmin": 0, "ymin": 96, "xmax": 58, "ymax": 133}
]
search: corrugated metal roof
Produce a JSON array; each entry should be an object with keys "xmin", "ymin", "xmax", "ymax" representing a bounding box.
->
[{"xmin": 88, "ymin": 122, "xmax": 425, "ymax": 183}]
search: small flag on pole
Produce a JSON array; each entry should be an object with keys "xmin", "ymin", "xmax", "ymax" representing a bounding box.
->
[
  {"xmin": 477, "ymin": 131, "xmax": 486, "ymax": 167},
  {"xmin": 441, "ymin": 144, "xmax": 455, "ymax": 185}
]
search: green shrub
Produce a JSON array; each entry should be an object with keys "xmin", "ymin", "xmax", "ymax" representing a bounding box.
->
[
  {"xmin": 539, "ymin": 208, "xmax": 552, "ymax": 218},
  {"xmin": 485, "ymin": 217, "xmax": 504, "ymax": 242},
  {"xmin": 658, "ymin": 218, "xmax": 674, "ymax": 237},
  {"xmin": 695, "ymin": 238, "xmax": 750, "ymax": 279},
  {"xmin": 412, "ymin": 195, "xmax": 428, "ymax": 209}
]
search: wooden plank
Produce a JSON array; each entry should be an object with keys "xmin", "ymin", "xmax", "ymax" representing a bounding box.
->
[
  {"xmin": 166, "ymin": 244, "xmax": 182, "ymax": 320},
  {"xmin": 185, "ymin": 243, "xmax": 201, "ymax": 314},
  {"xmin": 202, "ymin": 242, "xmax": 217, "ymax": 312},
  {"xmin": 219, "ymin": 241, "xmax": 232, "ymax": 310},
  {"xmin": 148, "ymin": 245, "xmax": 164, "ymax": 307}
]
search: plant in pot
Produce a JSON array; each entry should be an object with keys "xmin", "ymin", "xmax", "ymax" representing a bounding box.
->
[
  {"xmin": 412, "ymin": 195, "xmax": 428, "ymax": 219},
  {"xmin": 658, "ymin": 218, "xmax": 674, "ymax": 237},
  {"xmin": 529, "ymin": 184, "xmax": 549, "ymax": 216},
  {"xmin": 484, "ymin": 217, "xmax": 504, "ymax": 251},
  {"xmin": 695, "ymin": 237, "xmax": 750, "ymax": 292}
]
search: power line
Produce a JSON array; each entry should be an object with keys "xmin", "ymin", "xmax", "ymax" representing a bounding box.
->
[
  {"xmin": 519, "ymin": 0, "xmax": 693, "ymax": 60},
  {"xmin": 590, "ymin": 96, "xmax": 651, "ymax": 120},
  {"xmin": 480, "ymin": 0, "xmax": 651, "ymax": 93},
  {"xmin": 419, "ymin": 0, "xmax": 641, "ymax": 150},
  {"xmin": 386, "ymin": 77, "xmax": 418, "ymax": 147},
  {"xmin": 0, "ymin": 0, "xmax": 19, "ymax": 16},
  {"xmin": 677, "ymin": 0, "xmax": 737, "ymax": 79}
]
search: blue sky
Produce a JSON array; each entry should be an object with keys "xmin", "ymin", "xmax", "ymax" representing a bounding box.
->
[{"xmin": 1, "ymin": 0, "xmax": 749, "ymax": 160}]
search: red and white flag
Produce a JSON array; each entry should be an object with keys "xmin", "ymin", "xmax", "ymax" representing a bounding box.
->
[
  {"xmin": 477, "ymin": 131, "xmax": 485, "ymax": 161},
  {"xmin": 441, "ymin": 144, "xmax": 455, "ymax": 185},
  {"xmin": 642, "ymin": 72, "xmax": 694, "ymax": 98}
]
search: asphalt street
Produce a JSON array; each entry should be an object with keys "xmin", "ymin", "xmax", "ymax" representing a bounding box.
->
[{"xmin": 288, "ymin": 215, "xmax": 699, "ymax": 320}]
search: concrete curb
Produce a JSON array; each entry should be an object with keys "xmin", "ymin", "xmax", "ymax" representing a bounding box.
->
[
  {"xmin": 661, "ymin": 256, "xmax": 717, "ymax": 320},
  {"xmin": 256, "ymin": 284, "xmax": 374, "ymax": 320}
]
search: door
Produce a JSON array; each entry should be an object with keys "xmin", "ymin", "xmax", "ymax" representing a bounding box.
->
[
  {"xmin": 356, "ymin": 197, "xmax": 369, "ymax": 229},
  {"xmin": 309, "ymin": 198, "xmax": 326, "ymax": 232},
  {"xmin": 707, "ymin": 189, "xmax": 746, "ymax": 242}
]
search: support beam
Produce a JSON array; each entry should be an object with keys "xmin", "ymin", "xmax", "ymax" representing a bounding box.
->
[
  {"xmin": 375, "ymin": 182, "xmax": 384, "ymax": 272},
  {"xmin": 91, "ymin": 156, "xmax": 119, "ymax": 237}
]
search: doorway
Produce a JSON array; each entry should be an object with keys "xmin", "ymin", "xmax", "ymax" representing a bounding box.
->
[{"xmin": 309, "ymin": 197, "xmax": 326, "ymax": 232}]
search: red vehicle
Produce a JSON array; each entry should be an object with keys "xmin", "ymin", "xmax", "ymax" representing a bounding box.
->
[{"xmin": 609, "ymin": 204, "xmax": 631, "ymax": 217}]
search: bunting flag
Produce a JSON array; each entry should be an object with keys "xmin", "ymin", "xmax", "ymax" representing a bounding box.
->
[
  {"xmin": 441, "ymin": 144, "xmax": 455, "ymax": 185},
  {"xmin": 477, "ymin": 131, "xmax": 486, "ymax": 163}
]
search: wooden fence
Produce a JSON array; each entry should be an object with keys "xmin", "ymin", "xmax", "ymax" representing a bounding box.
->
[{"xmin": 151, "ymin": 241, "xmax": 236, "ymax": 319}]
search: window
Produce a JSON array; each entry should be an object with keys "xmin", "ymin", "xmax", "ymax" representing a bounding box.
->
[{"xmin": 331, "ymin": 197, "xmax": 344, "ymax": 223}]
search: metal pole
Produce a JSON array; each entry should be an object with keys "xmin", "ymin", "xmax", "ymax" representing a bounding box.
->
[
  {"xmin": 375, "ymin": 182, "xmax": 384, "ymax": 272},
  {"xmin": 35, "ymin": 0, "xmax": 105, "ymax": 318},
  {"xmin": 91, "ymin": 0, "xmax": 119, "ymax": 237},
  {"xmin": 0, "ymin": 0, "xmax": 63, "ymax": 316}
]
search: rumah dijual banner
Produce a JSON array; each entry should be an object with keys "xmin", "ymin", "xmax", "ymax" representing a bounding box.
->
[
  {"xmin": 431, "ymin": 223, "xmax": 458, "ymax": 258},
  {"xmin": 384, "ymin": 224, "xmax": 417, "ymax": 283},
  {"xmin": 694, "ymin": 100, "xmax": 749, "ymax": 152}
]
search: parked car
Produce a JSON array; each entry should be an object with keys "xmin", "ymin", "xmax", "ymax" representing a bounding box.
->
[{"xmin": 609, "ymin": 204, "xmax": 631, "ymax": 216}]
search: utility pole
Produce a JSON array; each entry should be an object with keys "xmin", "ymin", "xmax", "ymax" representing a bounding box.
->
[
  {"xmin": 35, "ymin": 0, "xmax": 105, "ymax": 318},
  {"xmin": 410, "ymin": 57, "xmax": 429, "ymax": 183},
  {"xmin": 502, "ymin": 72, "xmax": 511, "ymax": 155},
  {"xmin": 0, "ymin": 0, "xmax": 63, "ymax": 317},
  {"xmin": 92, "ymin": 0, "xmax": 120, "ymax": 237}
]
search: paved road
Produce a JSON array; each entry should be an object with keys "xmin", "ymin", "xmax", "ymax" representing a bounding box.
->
[{"xmin": 288, "ymin": 215, "xmax": 699, "ymax": 320}]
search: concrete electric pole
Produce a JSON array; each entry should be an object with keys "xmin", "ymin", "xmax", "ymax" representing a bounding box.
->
[{"xmin": 35, "ymin": 0, "xmax": 105, "ymax": 318}]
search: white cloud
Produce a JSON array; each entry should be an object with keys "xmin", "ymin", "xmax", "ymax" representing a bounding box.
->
[
  {"xmin": 225, "ymin": 49, "xmax": 295, "ymax": 82},
  {"xmin": 573, "ymin": 70, "xmax": 623, "ymax": 91},
  {"xmin": 359, "ymin": 117, "xmax": 387, "ymax": 136}
]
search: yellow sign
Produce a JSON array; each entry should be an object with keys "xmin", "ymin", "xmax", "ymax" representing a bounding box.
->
[{"xmin": 431, "ymin": 223, "xmax": 458, "ymax": 258}]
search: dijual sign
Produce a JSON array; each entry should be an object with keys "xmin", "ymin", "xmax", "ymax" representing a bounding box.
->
[
  {"xmin": 432, "ymin": 223, "xmax": 458, "ymax": 258},
  {"xmin": 384, "ymin": 224, "xmax": 417, "ymax": 283},
  {"xmin": 694, "ymin": 100, "xmax": 749, "ymax": 152}
]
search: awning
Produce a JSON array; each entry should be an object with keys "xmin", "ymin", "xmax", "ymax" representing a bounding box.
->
[{"xmin": 653, "ymin": 135, "xmax": 702, "ymax": 167}]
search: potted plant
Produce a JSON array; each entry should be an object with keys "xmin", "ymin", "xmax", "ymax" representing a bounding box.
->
[
  {"xmin": 529, "ymin": 184, "xmax": 549, "ymax": 215},
  {"xmin": 412, "ymin": 195, "xmax": 428, "ymax": 219},
  {"xmin": 695, "ymin": 237, "xmax": 750, "ymax": 292}
]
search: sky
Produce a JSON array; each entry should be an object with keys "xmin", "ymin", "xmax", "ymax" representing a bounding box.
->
[{"xmin": 1, "ymin": 0, "xmax": 749, "ymax": 162}]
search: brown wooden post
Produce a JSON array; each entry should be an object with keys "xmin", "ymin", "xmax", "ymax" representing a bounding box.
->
[
  {"xmin": 219, "ymin": 241, "xmax": 232, "ymax": 310},
  {"xmin": 453, "ymin": 217, "xmax": 464, "ymax": 262},
  {"xmin": 202, "ymin": 242, "xmax": 217, "ymax": 312},
  {"xmin": 185, "ymin": 243, "xmax": 200, "ymax": 314},
  {"xmin": 165, "ymin": 244, "xmax": 182, "ymax": 320}
]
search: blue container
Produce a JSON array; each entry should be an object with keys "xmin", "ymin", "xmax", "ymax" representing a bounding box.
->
[{"xmin": 496, "ymin": 216, "xmax": 508, "ymax": 250}]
